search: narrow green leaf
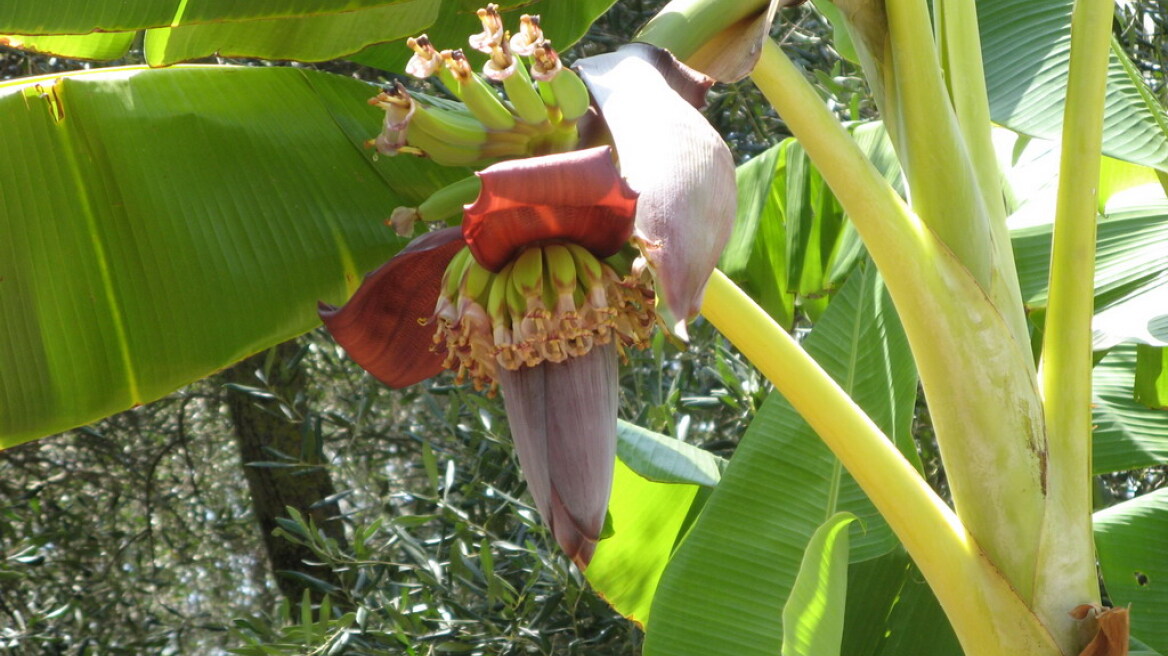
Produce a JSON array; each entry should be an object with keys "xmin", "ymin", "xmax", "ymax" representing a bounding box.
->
[
  {"xmin": 421, "ymin": 442, "xmax": 439, "ymax": 495},
  {"xmin": 1095, "ymin": 488, "xmax": 1168, "ymax": 653},
  {"xmin": 782, "ymin": 512, "xmax": 856, "ymax": 656},
  {"xmin": 300, "ymin": 588, "xmax": 313, "ymax": 631},
  {"xmin": 319, "ymin": 594, "xmax": 332, "ymax": 634},
  {"xmin": 616, "ymin": 420, "xmax": 725, "ymax": 488}
]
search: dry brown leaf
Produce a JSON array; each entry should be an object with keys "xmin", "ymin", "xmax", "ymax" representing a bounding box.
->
[{"xmin": 1071, "ymin": 604, "xmax": 1130, "ymax": 656}]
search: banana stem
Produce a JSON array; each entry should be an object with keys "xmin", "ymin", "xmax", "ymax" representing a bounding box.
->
[
  {"xmin": 934, "ymin": 0, "xmax": 1032, "ymax": 351},
  {"xmin": 635, "ymin": 0, "xmax": 769, "ymax": 61},
  {"xmin": 1033, "ymin": 0, "xmax": 1114, "ymax": 645},
  {"xmin": 885, "ymin": 0, "xmax": 993, "ymax": 287},
  {"xmin": 701, "ymin": 270, "xmax": 1059, "ymax": 656},
  {"xmin": 755, "ymin": 32, "xmax": 1055, "ymax": 599},
  {"xmin": 751, "ymin": 40, "xmax": 926, "ymax": 265}
]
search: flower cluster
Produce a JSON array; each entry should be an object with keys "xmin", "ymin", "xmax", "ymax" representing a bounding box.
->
[
  {"xmin": 368, "ymin": 4, "xmax": 590, "ymax": 167},
  {"xmin": 321, "ymin": 7, "xmax": 737, "ymax": 568}
]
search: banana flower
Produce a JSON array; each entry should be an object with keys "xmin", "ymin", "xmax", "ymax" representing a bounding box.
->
[{"xmin": 320, "ymin": 10, "xmax": 735, "ymax": 568}]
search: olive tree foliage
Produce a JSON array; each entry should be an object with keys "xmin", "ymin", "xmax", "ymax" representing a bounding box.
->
[{"xmin": 0, "ymin": 321, "xmax": 758, "ymax": 655}]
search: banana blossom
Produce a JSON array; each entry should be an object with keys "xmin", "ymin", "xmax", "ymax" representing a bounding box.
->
[{"xmin": 320, "ymin": 12, "xmax": 735, "ymax": 568}]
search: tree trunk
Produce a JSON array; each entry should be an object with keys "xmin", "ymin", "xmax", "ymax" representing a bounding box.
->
[{"xmin": 223, "ymin": 340, "xmax": 347, "ymax": 604}]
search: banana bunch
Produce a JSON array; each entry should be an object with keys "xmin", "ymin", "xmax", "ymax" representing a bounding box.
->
[
  {"xmin": 433, "ymin": 240, "xmax": 655, "ymax": 391},
  {"xmin": 369, "ymin": 5, "xmax": 593, "ymax": 168}
]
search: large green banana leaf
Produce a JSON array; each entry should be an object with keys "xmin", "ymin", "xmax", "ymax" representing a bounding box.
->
[
  {"xmin": 0, "ymin": 0, "xmax": 616, "ymax": 68},
  {"xmin": 841, "ymin": 549, "xmax": 961, "ymax": 656},
  {"xmin": 980, "ymin": 0, "xmax": 1168, "ymax": 173},
  {"xmin": 0, "ymin": 0, "xmax": 407, "ymax": 33},
  {"xmin": 0, "ymin": 65, "xmax": 466, "ymax": 447},
  {"xmin": 816, "ymin": 0, "xmax": 1167, "ymax": 171},
  {"xmin": 1093, "ymin": 346, "xmax": 1168, "ymax": 474},
  {"xmin": 1095, "ymin": 488, "xmax": 1168, "ymax": 653}
]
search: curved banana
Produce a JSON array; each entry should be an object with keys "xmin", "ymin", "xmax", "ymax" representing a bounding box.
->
[
  {"xmin": 416, "ymin": 175, "xmax": 482, "ymax": 225},
  {"xmin": 405, "ymin": 125, "xmax": 488, "ymax": 167},
  {"xmin": 445, "ymin": 50, "xmax": 517, "ymax": 132},
  {"xmin": 461, "ymin": 259, "xmax": 495, "ymax": 305},
  {"xmin": 548, "ymin": 68, "xmax": 591, "ymax": 123},
  {"xmin": 503, "ymin": 61, "xmax": 553, "ymax": 126},
  {"xmin": 543, "ymin": 244, "xmax": 578, "ymax": 296},
  {"xmin": 409, "ymin": 103, "xmax": 489, "ymax": 147},
  {"xmin": 442, "ymin": 247, "xmax": 474, "ymax": 300},
  {"xmin": 510, "ymin": 246, "xmax": 544, "ymax": 299}
]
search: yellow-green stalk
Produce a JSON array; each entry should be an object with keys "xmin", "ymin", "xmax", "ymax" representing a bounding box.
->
[
  {"xmin": 701, "ymin": 270, "xmax": 1059, "ymax": 656},
  {"xmin": 884, "ymin": 0, "xmax": 993, "ymax": 288},
  {"xmin": 1033, "ymin": 0, "xmax": 1114, "ymax": 649},
  {"xmin": 933, "ymin": 0, "xmax": 1032, "ymax": 354},
  {"xmin": 750, "ymin": 38, "xmax": 1051, "ymax": 645}
]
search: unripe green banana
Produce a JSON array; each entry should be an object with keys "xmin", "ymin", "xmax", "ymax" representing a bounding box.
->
[
  {"xmin": 461, "ymin": 259, "xmax": 494, "ymax": 305},
  {"xmin": 603, "ymin": 247, "xmax": 636, "ymax": 277},
  {"xmin": 565, "ymin": 243, "xmax": 604, "ymax": 289},
  {"xmin": 445, "ymin": 50, "xmax": 517, "ymax": 132},
  {"xmin": 481, "ymin": 140, "xmax": 536, "ymax": 159},
  {"xmin": 510, "ymin": 246, "xmax": 544, "ymax": 298},
  {"xmin": 459, "ymin": 72, "xmax": 518, "ymax": 131},
  {"xmin": 548, "ymin": 68, "xmax": 591, "ymax": 122},
  {"xmin": 419, "ymin": 94, "xmax": 530, "ymax": 144},
  {"xmin": 537, "ymin": 79, "xmax": 558, "ymax": 109},
  {"xmin": 409, "ymin": 102, "xmax": 489, "ymax": 147},
  {"xmin": 505, "ymin": 269, "xmax": 526, "ymax": 317},
  {"xmin": 405, "ymin": 125, "xmax": 487, "ymax": 167},
  {"xmin": 442, "ymin": 247, "xmax": 474, "ymax": 299},
  {"xmin": 487, "ymin": 261, "xmax": 514, "ymax": 323},
  {"xmin": 543, "ymin": 244, "xmax": 577, "ymax": 295},
  {"xmin": 503, "ymin": 60, "xmax": 552, "ymax": 126},
  {"xmin": 416, "ymin": 175, "xmax": 482, "ymax": 225}
]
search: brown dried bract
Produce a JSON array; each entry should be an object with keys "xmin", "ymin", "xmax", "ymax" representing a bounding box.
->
[{"xmin": 1071, "ymin": 604, "xmax": 1129, "ymax": 656}]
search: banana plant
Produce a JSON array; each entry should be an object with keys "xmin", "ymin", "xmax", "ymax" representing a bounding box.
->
[{"xmin": 2, "ymin": 0, "xmax": 1167, "ymax": 655}]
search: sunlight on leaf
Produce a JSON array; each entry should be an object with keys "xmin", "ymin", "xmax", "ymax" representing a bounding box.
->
[{"xmin": 782, "ymin": 512, "xmax": 856, "ymax": 656}]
